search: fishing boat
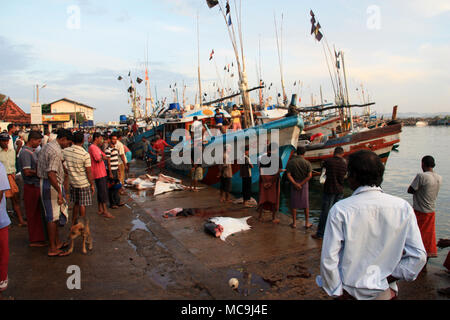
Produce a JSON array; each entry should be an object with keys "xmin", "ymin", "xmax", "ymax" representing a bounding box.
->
[
  {"xmin": 415, "ymin": 121, "xmax": 428, "ymax": 127},
  {"xmin": 303, "ymin": 119, "xmax": 402, "ymax": 171},
  {"xmin": 166, "ymin": 114, "xmax": 304, "ymax": 193}
]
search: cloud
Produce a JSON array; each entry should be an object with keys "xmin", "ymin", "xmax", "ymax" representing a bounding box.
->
[
  {"xmin": 402, "ymin": 0, "xmax": 450, "ymax": 17},
  {"xmin": 116, "ymin": 9, "xmax": 131, "ymax": 23},
  {"xmin": 162, "ymin": 0, "xmax": 198, "ymax": 17},
  {"xmin": 0, "ymin": 36, "xmax": 34, "ymax": 73}
]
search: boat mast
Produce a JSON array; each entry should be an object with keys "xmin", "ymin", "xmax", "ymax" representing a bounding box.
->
[
  {"xmin": 213, "ymin": 0, "xmax": 254, "ymax": 127},
  {"xmin": 197, "ymin": 12, "xmax": 203, "ymax": 107},
  {"xmin": 274, "ymin": 13, "xmax": 287, "ymax": 107},
  {"xmin": 341, "ymin": 51, "xmax": 353, "ymax": 131}
]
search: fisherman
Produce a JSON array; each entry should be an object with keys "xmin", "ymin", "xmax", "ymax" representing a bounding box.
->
[
  {"xmin": 0, "ymin": 162, "xmax": 11, "ymax": 298},
  {"xmin": 0, "ymin": 132, "xmax": 26, "ymax": 227},
  {"xmin": 191, "ymin": 116, "xmax": 203, "ymax": 141},
  {"xmin": 240, "ymin": 146, "xmax": 254, "ymax": 207},
  {"xmin": 190, "ymin": 142, "xmax": 203, "ymax": 193},
  {"xmin": 105, "ymin": 133, "xmax": 124, "ymax": 209},
  {"xmin": 317, "ymin": 150, "xmax": 427, "ymax": 300},
  {"xmin": 286, "ymin": 146, "xmax": 313, "ymax": 229},
  {"xmin": 218, "ymin": 145, "xmax": 233, "ymax": 202},
  {"xmin": 408, "ymin": 155, "xmax": 442, "ymax": 270},
  {"xmin": 116, "ymin": 132, "xmax": 128, "ymax": 194},
  {"xmin": 231, "ymin": 105, "xmax": 242, "ymax": 131},
  {"xmin": 63, "ymin": 132, "xmax": 95, "ymax": 225},
  {"xmin": 153, "ymin": 135, "xmax": 171, "ymax": 172},
  {"xmin": 17, "ymin": 131, "xmax": 47, "ymax": 247},
  {"xmin": 89, "ymin": 133, "xmax": 114, "ymax": 219},
  {"xmin": 257, "ymin": 144, "xmax": 283, "ymax": 224},
  {"xmin": 214, "ymin": 108, "xmax": 225, "ymax": 130},
  {"xmin": 312, "ymin": 147, "xmax": 347, "ymax": 240},
  {"xmin": 37, "ymin": 129, "xmax": 73, "ymax": 257}
]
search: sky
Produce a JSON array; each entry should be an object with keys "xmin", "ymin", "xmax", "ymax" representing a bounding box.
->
[{"xmin": 1, "ymin": 0, "xmax": 449, "ymax": 123}]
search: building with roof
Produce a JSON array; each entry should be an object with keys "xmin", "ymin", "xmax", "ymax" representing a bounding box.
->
[
  {"xmin": 0, "ymin": 98, "xmax": 31, "ymax": 126},
  {"xmin": 42, "ymin": 98, "xmax": 95, "ymax": 128}
]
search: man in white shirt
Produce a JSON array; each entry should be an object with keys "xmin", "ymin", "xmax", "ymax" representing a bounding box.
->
[
  {"xmin": 317, "ymin": 150, "xmax": 426, "ymax": 300},
  {"xmin": 191, "ymin": 117, "xmax": 203, "ymax": 141}
]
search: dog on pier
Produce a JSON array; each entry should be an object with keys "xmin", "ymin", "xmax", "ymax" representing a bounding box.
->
[{"xmin": 64, "ymin": 216, "xmax": 93, "ymax": 255}]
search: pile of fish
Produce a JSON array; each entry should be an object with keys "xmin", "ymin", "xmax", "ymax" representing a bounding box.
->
[{"xmin": 125, "ymin": 174, "xmax": 188, "ymax": 196}]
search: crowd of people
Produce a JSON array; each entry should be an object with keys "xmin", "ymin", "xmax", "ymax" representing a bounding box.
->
[
  {"xmin": 0, "ymin": 125, "xmax": 137, "ymax": 298},
  {"xmin": 0, "ymin": 120, "xmax": 448, "ymax": 300}
]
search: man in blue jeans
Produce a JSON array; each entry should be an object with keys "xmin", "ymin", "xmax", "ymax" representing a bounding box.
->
[{"xmin": 312, "ymin": 147, "xmax": 347, "ymax": 240}]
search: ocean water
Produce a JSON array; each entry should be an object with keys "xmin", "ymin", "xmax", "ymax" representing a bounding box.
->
[{"xmin": 277, "ymin": 126, "xmax": 449, "ymax": 268}]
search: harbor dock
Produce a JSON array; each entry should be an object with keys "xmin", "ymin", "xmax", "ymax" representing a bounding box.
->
[{"xmin": 5, "ymin": 161, "xmax": 450, "ymax": 300}]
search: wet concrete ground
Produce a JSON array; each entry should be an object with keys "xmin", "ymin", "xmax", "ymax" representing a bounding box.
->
[{"xmin": 4, "ymin": 161, "xmax": 450, "ymax": 300}]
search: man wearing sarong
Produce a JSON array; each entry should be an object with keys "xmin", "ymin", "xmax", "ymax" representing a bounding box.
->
[
  {"xmin": 317, "ymin": 150, "xmax": 426, "ymax": 300},
  {"xmin": 0, "ymin": 132, "xmax": 26, "ymax": 227},
  {"xmin": 257, "ymin": 144, "xmax": 283, "ymax": 224},
  {"xmin": 18, "ymin": 131, "xmax": 46, "ymax": 247},
  {"xmin": 408, "ymin": 155, "xmax": 442, "ymax": 269},
  {"xmin": 286, "ymin": 146, "xmax": 312, "ymax": 229},
  {"xmin": 0, "ymin": 162, "xmax": 11, "ymax": 299},
  {"xmin": 37, "ymin": 129, "xmax": 72, "ymax": 257}
]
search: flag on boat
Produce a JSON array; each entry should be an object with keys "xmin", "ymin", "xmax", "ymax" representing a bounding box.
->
[
  {"xmin": 313, "ymin": 23, "xmax": 323, "ymax": 41},
  {"xmin": 228, "ymin": 16, "xmax": 232, "ymax": 26},
  {"xmin": 310, "ymin": 10, "xmax": 316, "ymax": 34},
  {"xmin": 127, "ymin": 86, "xmax": 134, "ymax": 93},
  {"xmin": 118, "ymin": 76, "xmax": 123, "ymax": 81},
  {"xmin": 206, "ymin": 0, "xmax": 219, "ymax": 9},
  {"xmin": 335, "ymin": 50, "xmax": 341, "ymax": 69},
  {"xmin": 136, "ymin": 77, "xmax": 143, "ymax": 84},
  {"xmin": 128, "ymin": 71, "xmax": 131, "ymax": 77},
  {"xmin": 145, "ymin": 69, "xmax": 149, "ymax": 81},
  {"xmin": 209, "ymin": 49, "xmax": 215, "ymax": 60},
  {"xmin": 226, "ymin": 1, "xmax": 231, "ymax": 15}
]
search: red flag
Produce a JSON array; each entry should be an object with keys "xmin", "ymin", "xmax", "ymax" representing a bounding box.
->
[{"xmin": 209, "ymin": 49, "xmax": 215, "ymax": 60}]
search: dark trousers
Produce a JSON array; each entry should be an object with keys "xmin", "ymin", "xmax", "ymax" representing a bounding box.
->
[
  {"xmin": 108, "ymin": 170, "xmax": 121, "ymax": 207},
  {"xmin": 242, "ymin": 177, "xmax": 252, "ymax": 201},
  {"xmin": 108, "ymin": 187, "xmax": 121, "ymax": 207},
  {"xmin": 317, "ymin": 193, "xmax": 344, "ymax": 238}
]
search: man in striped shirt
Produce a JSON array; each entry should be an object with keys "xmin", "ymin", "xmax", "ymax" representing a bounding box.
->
[
  {"xmin": 63, "ymin": 132, "xmax": 95, "ymax": 225},
  {"xmin": 105, "ymin": 133, "xmax": 123, "ymax": 209}
]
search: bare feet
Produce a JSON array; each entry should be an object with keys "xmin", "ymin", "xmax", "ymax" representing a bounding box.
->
[
  {"xmin": 18, "ymin": 221, "xmax": 27, "ymax": 227},
  {"xmin": 305, "ymin": 223, "xmax": 313, "ymax": 229},
  {"xmin": 290, "ymin": 223, "xmax": 297, "ymax": 229},
  {"xmin": 48, "ymin": 249, "xmax": 65, "ymax": 257},
  {"xmin": 102, "ymin": 213, "xmax": 115, "ymax": 219}
]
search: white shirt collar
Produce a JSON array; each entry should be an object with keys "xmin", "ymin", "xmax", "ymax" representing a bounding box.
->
[{"xmin": 352, "ymin": 185, "xmax": 383, "ymax": 196}]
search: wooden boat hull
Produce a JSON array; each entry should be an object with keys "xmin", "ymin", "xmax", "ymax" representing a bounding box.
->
[{"xmin": 303, "ymin": 122, "xmax": 402, "ymax": 170}]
